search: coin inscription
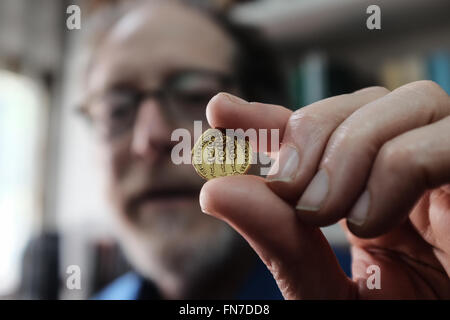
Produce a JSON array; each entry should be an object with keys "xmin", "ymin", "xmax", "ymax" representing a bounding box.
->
[{"xmin": 192, "ymin": 128, "xmax": 252, "ymax": 180}]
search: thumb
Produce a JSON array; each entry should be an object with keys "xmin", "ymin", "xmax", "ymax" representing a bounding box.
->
[{"xmin": 200, "ymin": 175, "xmax": 355, "ymax": 299}]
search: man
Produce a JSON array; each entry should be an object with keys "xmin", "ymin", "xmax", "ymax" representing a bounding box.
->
[
  {"xmin": 79, "ymin": 0, "xmax": 288, "ymax": 299},
  {"xmin": 80, "ymin": 0, "xmax": 450, "ymax": 299}
]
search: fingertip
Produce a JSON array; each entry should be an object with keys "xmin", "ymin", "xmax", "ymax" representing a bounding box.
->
[
  {"xmin": 199, "ymin": 176, "xmax": 222, "ymax": 216},
  {"xmin": 205, "ymin": 92, "xmax": 222, "ymax": 128},
  {"xmin": 346, "ymin": 190, "xmax": 370, "ymax": 228},
  {"xmin": 200, "ymin": 175, "xmax": 264, "ymax": 218},
  {"xmin": 206, "ymin": 92, "xmax": 247, "ymax": 128},
  {"xmin": 346, "ymin": 219, "xmax": 379, "ymax": 239},
  {"xmin": 345, "ymin": 210, "xmax": 407, "ymax": 239}
]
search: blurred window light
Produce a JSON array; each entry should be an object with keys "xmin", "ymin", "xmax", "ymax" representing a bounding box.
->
[{"xmin": 0, "ymin": 70, "xmax": 46, "ymax": 296}]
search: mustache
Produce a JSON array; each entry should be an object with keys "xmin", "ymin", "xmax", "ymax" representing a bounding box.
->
[
  {"xmin": 119, "ymin": 165, "xmax": 202, "ymax": 215},
  {"xmin": 126, "ymin": 185, "xmax": 201, "ymax": 215}
]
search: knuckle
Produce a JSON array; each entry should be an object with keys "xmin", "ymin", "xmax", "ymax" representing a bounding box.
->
[
  {"xmin": 377, "ymin": 139, "xmax": 433, "ymax": 189},
  {"xmin": 328, "ymin": 118, "xmax": 366, "ymax": 151},
  {"xmin": 411, "ymin": 80, "xmax": 442, "ymax": 92},
  {"xmin": 355, "ymin": 86, "xmax": 390, "ymax": 96},
  {"xmin": 393, "ymin": 80, "xmax": 450, "ymax": 118},
  {"xmin": 329, "ymin": 123, "xmax": 355, "ymax": 147},
  {"xmin": 290, "ymin": 108, "xmax": 321, "ymax": 124},
  {"xmin": 400, "ymin": 80, "xmax": 447, "ymax": 98},
  {"xmin": 289, "ymin": 108, "xmax": 330, "ymax": 136},
  {"xmin": 377, "ymin": 141, "xmax": 413, "ymax": 174}
]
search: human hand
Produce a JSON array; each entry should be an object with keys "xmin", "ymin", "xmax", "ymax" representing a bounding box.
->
[{"xmin": 200, "ymin": 81, "xmax": 450, "ymax": 299}]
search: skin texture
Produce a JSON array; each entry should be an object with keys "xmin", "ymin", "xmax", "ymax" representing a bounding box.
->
[
  {"xmin": 86, "ymin": 2, "xmax": 255, "ymax": 299},
  {"xmin": 200, "ymin": 83, "xmax": 450, "ymax": 299}
]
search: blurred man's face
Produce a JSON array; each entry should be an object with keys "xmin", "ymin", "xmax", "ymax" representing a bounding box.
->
[{"xmin": 85, "ymin": 3, "xmax": 240, "ymax": 287}]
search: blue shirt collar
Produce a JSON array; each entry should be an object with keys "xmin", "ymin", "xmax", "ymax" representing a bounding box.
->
[{"xmin": 94, "ymin": 257, "xmax": 283, "ymax": 300}]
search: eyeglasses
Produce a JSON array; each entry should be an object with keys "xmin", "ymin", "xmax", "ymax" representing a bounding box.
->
[{"xmin": 80, "ymin": 70, "xmax": 236, "ymax": 141}]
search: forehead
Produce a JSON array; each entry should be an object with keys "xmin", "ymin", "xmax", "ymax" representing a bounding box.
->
[{"xmin": 88, "ymin": 3, "xmax": 236, "ymax": 92}]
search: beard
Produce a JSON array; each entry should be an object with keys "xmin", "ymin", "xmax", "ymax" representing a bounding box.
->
[
  {"xmin": 106, "ymin": 157, "xmax": 245, "ymax": 296},
  {"xmin": 113, "ymin": 199, "xmax": 242, "ymax": 296}
]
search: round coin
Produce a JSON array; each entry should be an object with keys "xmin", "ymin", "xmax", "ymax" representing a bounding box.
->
[{"xmin": 192, "ymin": 128, "xmax": 252, "ymax": 180}]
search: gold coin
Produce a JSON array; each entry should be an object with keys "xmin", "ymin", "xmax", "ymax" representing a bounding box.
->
[{"xmin": 192, "ymin": 128, "xmax": 252, "ymax": 180}]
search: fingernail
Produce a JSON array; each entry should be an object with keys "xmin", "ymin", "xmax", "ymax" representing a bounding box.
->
[
  {"xmin": 199, "ymin": 190, "xmax": 211, "ymax": 215},
  {"xmin": 296, "ymin": 168, "xmax": 329, "ymax": 212},
  {"xmin": 222, "ymin": 92, "xmax": 248, "ymax": 104},
  {"xmin": 347, "ymin": 190, "xmax": 370, "ymax": 226},
  {"xmin": 266, "ymin": 144, "xmax": 299, "ymax": 183}
]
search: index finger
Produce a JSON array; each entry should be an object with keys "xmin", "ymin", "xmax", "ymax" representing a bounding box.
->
[{"xmin": 206, "ymin": 92, "xmax": 292, "ymax": 152}]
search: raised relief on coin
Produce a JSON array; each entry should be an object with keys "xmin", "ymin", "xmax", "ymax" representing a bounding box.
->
[{"xmin": 192, "ymin": 128, "xmax": 252, "ymax": 180}]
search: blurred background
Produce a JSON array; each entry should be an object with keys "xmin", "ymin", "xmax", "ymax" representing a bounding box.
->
[{"xmin": 0, "ymin": 0, "xmax": 449, "ymax": 299}]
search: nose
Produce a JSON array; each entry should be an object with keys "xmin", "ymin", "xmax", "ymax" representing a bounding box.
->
[{"xmin": 131, "ymin": 99, "xmax": 175, "ymax": 161}]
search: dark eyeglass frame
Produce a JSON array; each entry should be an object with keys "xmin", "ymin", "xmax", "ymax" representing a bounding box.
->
[{"xmin": 77, "ymin": 69, "xmax": 239, "ymax": 140}]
